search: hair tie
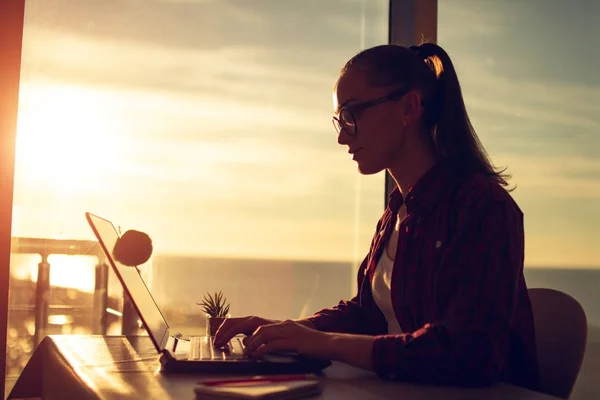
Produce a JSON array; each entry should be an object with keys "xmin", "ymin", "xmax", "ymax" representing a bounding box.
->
[{"xmin": 409, "ymin": 45, "xmax": 421, "ymax": 55}]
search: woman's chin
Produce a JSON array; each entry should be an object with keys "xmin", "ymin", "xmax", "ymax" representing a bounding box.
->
[{"xmin": 357, "ymin": 162, "xmax": 384, "ymax": 176}]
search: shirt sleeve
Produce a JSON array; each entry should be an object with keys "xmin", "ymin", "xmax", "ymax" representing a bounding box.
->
[
  {"xmin": 371, "ymin": 181, "xmax": 524, "ymax": 386},
  {"xmin": 304, "ymin": 249, "xmax": 387, "ymax": 336}
]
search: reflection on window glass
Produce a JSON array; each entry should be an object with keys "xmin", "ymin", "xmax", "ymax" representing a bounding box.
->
[
  {"xmin": 439, "ymin": 1, "xmax": 599, "ymax": 398},
  {"xmin": 7, "ymin": 0, "xmax": 388, "ymax": 390}
]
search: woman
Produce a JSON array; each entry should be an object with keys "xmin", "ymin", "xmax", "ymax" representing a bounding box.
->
[{"xmin": 214, "ymin": 43, "xmax": 539, "ymax": 390}]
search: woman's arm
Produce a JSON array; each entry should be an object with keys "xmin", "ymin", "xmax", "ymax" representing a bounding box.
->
[
  {"xmin": 301, "ymin": 255, "xmax": 387, "ymax": 336},
  {"xmin": 367, "ymin": 184, "xmax": 525, "ymax": 386},
  {"xmin": 328, "ymin": 333, "xmax": 376, "ymax": 370},
  {"xmin": 316, "ymin": 183, "xmax": 527, "ymax": 387},
  {"xmin": 245, "ymin": 182, "xmax": 527, "ymax": 385},
  {"xmin": 215, "ymin": 254, "xmax": 386, "ymax": 347}
]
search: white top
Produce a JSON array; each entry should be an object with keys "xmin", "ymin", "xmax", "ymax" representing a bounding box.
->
[{"xmin": 371, "ymin": 248, "xmax": 403, "ymax": 334}]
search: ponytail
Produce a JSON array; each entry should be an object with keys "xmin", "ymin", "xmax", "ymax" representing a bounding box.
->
[{"xmin": 342, "ymin": 43, "xmax": 511, "ymax": 189}]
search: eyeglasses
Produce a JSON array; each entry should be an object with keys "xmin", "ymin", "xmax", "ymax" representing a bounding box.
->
[{"xmin": 332, "ymin": 88, "xmax": 409, "ymax": 136}]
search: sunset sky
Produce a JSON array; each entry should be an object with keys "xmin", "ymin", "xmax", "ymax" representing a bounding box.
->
[{"xmin": 10, "ymin": 0, "xmax": 600, "ymax": 274}]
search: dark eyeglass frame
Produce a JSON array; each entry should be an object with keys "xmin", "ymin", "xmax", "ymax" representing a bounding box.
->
[{"xmin": 332, "ymin": 88, "xmax": 409, "ymax": 136}]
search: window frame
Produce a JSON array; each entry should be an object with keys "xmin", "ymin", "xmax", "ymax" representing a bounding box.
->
[
  {"xmin": 386, "ymin": 0, "xmax": 437, "ymax": 205},
  {"xmin": 0, "ymin": 1, "xmax": 26, "ymax": 396}
]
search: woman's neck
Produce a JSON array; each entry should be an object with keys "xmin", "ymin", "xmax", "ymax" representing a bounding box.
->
[{"xmin": 388, "ymin": 150, "xmax": 437, "ymax": 196}]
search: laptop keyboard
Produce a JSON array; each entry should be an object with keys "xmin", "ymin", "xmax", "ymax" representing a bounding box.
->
[{"xmin": 188, "ymin": 336, "xmax": 246, "ymax": 361}]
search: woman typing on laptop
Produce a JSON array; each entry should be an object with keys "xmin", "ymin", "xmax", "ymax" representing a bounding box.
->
[{"xmin": 214, "ymin": 43, "xmax": 539, "ymax": 391}]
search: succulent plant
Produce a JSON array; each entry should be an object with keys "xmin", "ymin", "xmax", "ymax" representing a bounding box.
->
[{"xmin": 196, "ymin": 291, "xmax": 230, "ymax": 318}]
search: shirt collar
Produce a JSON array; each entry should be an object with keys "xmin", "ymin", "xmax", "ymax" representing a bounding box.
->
[{"xmin": 387, "ymin": 160, "xmax": 459, "ymax": 214}]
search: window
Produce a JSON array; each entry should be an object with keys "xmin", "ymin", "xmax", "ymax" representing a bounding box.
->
[
  {"xmin": 438, "ymin": 1, "xmax": 600, "ymax": 398},
  {"xmin": 6, "ymin": 0, "xmax": 389, "ymax": 391}
]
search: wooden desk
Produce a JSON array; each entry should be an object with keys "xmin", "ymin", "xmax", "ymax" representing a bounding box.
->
[{"xmin": 8, "ymin": 335, "xmax": 559, "ymax": 400}]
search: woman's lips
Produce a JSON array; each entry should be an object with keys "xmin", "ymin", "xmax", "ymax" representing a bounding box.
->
[{"xmin": 349, "ymin": 148, "xmax": 363, "ymax": 159}]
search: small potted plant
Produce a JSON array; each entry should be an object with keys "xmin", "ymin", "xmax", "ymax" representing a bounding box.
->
[{"xmin": 196, "ymin": 291, "xmax": 231, "ymax": 336}]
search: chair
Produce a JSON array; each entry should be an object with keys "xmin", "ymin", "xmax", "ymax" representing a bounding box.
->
[{"xmin": 528, "ymin": 288, "xmax": 588, "ymax": 399}]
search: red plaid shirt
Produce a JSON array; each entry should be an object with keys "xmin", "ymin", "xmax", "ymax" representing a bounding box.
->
[{"xmin": 307, "ymin": 161, "xmax": 539, "ymax": 390}]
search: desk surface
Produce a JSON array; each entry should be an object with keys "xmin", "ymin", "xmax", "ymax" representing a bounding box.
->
[{"xmin": 8, "ymin": 335, "xmax": 558, "ymax": 400}]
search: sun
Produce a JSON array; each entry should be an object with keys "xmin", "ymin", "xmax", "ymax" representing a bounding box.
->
[{"xmin": 15, "ymin": 81, "xmax": 126, "ymax": 197}]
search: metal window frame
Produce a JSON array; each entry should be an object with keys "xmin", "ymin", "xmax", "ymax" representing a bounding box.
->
[
  {"xmin": 0, "ymin": 1, "xmax": 26, "ymax": 397},
  {"xmin": 386, "ymin": 0, "xmax": 437, "ymax": 205}
]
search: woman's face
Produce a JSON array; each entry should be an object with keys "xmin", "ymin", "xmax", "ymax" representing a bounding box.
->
[{"xmin": 333, "ymin": 68, "xmax": 411, "ymax": 175}]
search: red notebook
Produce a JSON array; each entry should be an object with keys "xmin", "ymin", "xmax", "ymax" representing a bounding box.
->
[{"xmin": 194, "ymin": 374, "xmax": 324, "ymax": 399}]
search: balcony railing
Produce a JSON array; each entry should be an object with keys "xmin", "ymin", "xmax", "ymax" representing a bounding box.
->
[{"xmin": 10, "ymin": 237, "xmax": 139, "ymax": 346}]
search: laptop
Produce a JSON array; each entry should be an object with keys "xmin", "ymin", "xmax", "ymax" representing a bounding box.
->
[{"xmin": 86, "ymin": 212, "xmax": 331, "ymax": 374}]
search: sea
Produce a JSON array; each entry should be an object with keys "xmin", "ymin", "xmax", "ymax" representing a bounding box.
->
[
  {"xmin": 8, "ymin": 253, "xmax": 600, "ymax": 336},
  {"xmin": 6, "ymin": 254, "xmax": 600, "ymax": 398},
  {"xmin": 141, "ymin": 255, "xmax": 600, "ymax": 339}
]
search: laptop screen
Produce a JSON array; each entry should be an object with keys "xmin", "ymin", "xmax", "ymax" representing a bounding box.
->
[{"xmin": 86, "ymin": 212, "xmax": 170, "ymax": 352}]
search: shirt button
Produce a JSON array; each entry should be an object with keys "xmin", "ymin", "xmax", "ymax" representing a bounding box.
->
[{"xmin": 435, "ymin": 240, "xmax": 442, "ymax": 248}]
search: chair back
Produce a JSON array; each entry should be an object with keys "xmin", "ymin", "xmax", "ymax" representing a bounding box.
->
[{"xmin": 528, "ymin": 287, "xmax": 587, "ymax": 399}]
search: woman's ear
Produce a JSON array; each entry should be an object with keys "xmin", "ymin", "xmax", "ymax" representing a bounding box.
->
[{"xmin": 402, "ymin": 91, "xmax": 424, "ymax": 124}]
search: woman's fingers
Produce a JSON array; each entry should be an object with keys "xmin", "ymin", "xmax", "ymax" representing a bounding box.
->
[
  {"xmin": 214, "ymin": 317, "xmax": 252, "ymax": 347},
  {"xmin": 214, "ymin": 316, "xmax": 275, "ymax": 347},
  {"xmin": 251, "ymin": 338, "xmax": 293, "ymax": 358},
  {"xmin": 242, "ymin": 323, "xmax": 290, "ymax": 356}
]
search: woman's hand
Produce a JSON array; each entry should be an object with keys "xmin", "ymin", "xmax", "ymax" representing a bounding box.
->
[
  {"xmin": 242, "ymin": 320, "xmax": 334, "ymax": 359},
  {"xmin": 215, "ymin": 316, "xmax": 375, "ymax": 371},
  {"xmin": 214, "ymin": 316, "xmax": 277, "ymax": 348}
]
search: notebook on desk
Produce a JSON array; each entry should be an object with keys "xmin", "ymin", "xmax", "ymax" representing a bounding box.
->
[
  {"xmin": 194, "ymin": 374, "xmax": 324, "ymax": 399},
  {"xmin": 86, "ymin": 212, "xmax": 331, "ymax": 374}
]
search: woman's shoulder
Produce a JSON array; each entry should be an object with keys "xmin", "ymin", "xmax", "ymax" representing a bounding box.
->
[{"xmin": 452, "ymin": 171, "xmax": 521, "ymax": 212}]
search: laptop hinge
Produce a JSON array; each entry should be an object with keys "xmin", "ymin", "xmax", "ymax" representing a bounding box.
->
[{"xmin": 166, "ymin": 332, "xmax": 187, "ymax": 352}]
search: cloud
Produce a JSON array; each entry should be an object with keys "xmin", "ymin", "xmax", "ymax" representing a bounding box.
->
[
  {"xmin": 24, "ymin": 0, "xmax": 381, "ymax": 56},
  {"xmin": 438, "ymin": 0, "xmax": 507, "ymax": 40},
  {"xmin": 14, "ymin": 77, "xmax": 351, "ymax": 196},
  {"xmin": 22, "ymin": 27, "xmax": 336, "ymax": 102},
  {"xmin": 442, "ymin": 54, "xmax": 600, "ymax": 186},
  {"xmin": 457, "ymin": 58, "xmax": 599, "ymax": 130},
  {"xmin": 24, "ymin": 0, "xmax": 264, "ymax": 50},
  {"xmin": 440, "ymin": 0, "xmax": 600, "ymax": 86},
  {"xmin": 449, "ymin": 57, "xmax": 600, "ymax": 201},
  {"xmin": 500, "ymin": 154, "xmax": 600, "ymax": 199},
  {"xmin": 13, "ymin": 75, "xmax": 384, "ymax": 262}
]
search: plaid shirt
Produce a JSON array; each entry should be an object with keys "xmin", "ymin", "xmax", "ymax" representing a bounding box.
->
[{"xmin": 307, "ymin": 162, "xmax": 539, "ymax": 390}]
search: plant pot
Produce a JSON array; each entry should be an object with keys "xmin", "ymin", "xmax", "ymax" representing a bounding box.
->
[{"xmin": 206, "ymin": 314, "xmax": 230, "ymax": 336}]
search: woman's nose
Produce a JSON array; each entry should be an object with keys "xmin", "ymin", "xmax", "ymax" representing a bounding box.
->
[{"xmin": 337, "ymin": 128, "xmax": 352, "ymax": 145}]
